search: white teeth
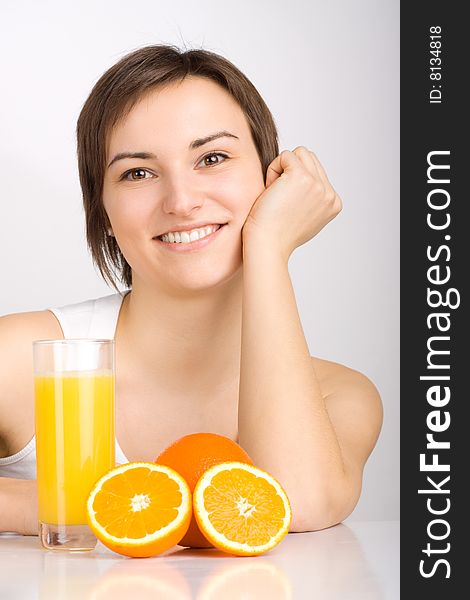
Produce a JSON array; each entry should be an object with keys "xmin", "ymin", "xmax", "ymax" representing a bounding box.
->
[{"xmin": 160, "ymin": 224, "xmax": 221, "ymax": 244}]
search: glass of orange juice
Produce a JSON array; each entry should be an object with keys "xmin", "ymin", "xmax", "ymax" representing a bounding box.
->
[{"xmin": 33, "ymin": 339, "xmax": 115, "ymax": 551}]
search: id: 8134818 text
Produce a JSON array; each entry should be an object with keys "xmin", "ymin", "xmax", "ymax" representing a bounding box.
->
[{"xmin": 429, "ymin": 26, "xmax": 442, "ymax": 104}]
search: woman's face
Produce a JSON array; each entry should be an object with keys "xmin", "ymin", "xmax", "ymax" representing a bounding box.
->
[{"xmin": 103, "ymin": 76, "xmax": 265, "ymax": 293}]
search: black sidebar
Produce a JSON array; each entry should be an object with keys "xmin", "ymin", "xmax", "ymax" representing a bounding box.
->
[{"xmin": 401, "ymin": 2, "xmax": 467, "ymax": 597}]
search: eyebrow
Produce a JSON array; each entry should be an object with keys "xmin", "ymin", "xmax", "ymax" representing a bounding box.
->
[{"xmin": 107, "ymin": 130, "xmax": 239, "ymax": 169}]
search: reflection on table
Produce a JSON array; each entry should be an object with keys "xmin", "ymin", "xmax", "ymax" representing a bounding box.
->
[{"xmin": 0, "ymin": 520, "xmax": 399, "ymax": 600}]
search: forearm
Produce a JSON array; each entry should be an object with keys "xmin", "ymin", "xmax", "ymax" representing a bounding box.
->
[
  {"xmin": 238, "ymin": 244, "xmax": 352, "ymax": 530},
  {"xmin": 0, "ymin": 478, "xmax": 38, "ymax": 535}
]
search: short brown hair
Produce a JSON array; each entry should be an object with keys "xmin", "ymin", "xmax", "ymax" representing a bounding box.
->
[{"xmin": 76, "ymin": 44, "xmax": 279, "ymax": 289}]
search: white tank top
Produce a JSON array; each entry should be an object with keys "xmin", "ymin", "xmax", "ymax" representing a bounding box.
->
[{"xmin": 0, "ymin": 292, "xmax": 130, "ymax": 480}]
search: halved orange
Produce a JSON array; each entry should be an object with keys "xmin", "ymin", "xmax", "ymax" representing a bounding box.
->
[
  {"xmin": 193, "ymin": 462, "xmax": 292, "ymax": 556},
  {"xmin": 86, "ymin": 462, "xmax": 192, "ymax": 557},
  {"xmin": 155, "ymin": 432, "xmax": 254, "ymax": 548}
]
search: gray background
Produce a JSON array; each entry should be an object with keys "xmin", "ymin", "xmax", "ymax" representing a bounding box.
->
[{"xmin": 0, "ymin": 0, "xmax": 399, "ymax": 521}]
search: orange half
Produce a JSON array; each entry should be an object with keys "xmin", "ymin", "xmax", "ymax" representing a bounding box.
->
[
  {"xmin": 86, "ymin": 462, "xmax": 192, "ymax": 557},
  {"xmin": 193, "ymin": 462, "xmax": 292, "ymax": 556}
]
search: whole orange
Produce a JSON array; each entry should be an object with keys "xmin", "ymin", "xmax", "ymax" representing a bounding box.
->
[{"xmin": 155, "ymin": 432, "xmax": 254, "ymax": 548}]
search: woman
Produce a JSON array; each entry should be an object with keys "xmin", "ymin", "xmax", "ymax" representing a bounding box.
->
[{"xmin": 0, "ymin": 45, "xmax": 382, "ymax": 535}]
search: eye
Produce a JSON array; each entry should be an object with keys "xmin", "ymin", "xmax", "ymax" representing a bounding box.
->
[
  {"xmin": 120, "ymin": 168, "xmax": 154, "ymax": 181},
  {"xmin": 198, "ymin": 152, "xmax": 229, "ymax": 167}
]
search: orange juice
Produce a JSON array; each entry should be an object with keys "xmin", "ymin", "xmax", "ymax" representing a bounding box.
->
[{"xmin": 35, "ymin": 372, "xmax": 115, "ymax": 525}]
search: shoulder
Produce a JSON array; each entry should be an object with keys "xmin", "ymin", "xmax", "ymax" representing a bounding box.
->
[
  {"xmin": 311, "ymin": 356, "xmax": 383, "ymax": 464},
  {"xmin": 0, "ymin": 310, "xmax": 63, "ymax": 438},
  {"xmin": 0, "ymin": 310, "xmax": 63, "ymax": 352}
]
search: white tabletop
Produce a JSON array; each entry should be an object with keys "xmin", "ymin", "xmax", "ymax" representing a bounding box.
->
[{"xmin": 0, "ymin": 520, "xmax": 399, "ymax": 599}]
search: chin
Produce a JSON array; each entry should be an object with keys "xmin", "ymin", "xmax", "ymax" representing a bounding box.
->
[{"xmin": 166, "ymin": 260, "xmax": 242, "ymax": 294}]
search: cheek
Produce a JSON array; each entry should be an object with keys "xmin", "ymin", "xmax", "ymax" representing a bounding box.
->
[
  {"xmin": 212, "ymin": 168, "xmax": 265, "ymax": 217},
  {"xmin": 104, "ymin": 188, "xmax": 154, "ymax": 233},
  {"xmin": 238, "ymin": 178, "xmax": 265, "ymax": 219}
]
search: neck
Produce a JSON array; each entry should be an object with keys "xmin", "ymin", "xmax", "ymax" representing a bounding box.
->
[{"xmin": 116, "ymin": 268, "xmax": 243, "ymax": 384}]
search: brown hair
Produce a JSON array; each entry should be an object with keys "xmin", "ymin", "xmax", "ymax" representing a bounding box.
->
[{"xmin": 76, "ymin": 44, "xmax": 279, "ymax": 289}]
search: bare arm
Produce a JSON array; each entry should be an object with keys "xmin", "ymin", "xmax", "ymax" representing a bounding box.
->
[
  {"xmin": 0, "ymin": 478, "xmax": 38, "ymax": 535},
  {"xmin": 0, "ymin": 311, "xmax": 62, "ymax": 535},
  {"xmin": 237, "ymin": 147, "xmax": 382, "ymax": 531},
  {"xmin": 238, "ymin": 242, "xmax": 382, "ymax": 532}
]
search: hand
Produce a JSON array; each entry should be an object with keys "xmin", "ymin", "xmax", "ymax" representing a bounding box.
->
[{"xmin": 242, "ymin": 147, "xmax": 342, "ymax": 261}]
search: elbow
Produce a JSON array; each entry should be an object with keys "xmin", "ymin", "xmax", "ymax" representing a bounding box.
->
[
  {"xmin": 289, "ymin": 505, "xmax": 343, "ymax": 533},
  {"xmin": 288, "ymin": 483, "xmax": 361, "ymax": 533}
]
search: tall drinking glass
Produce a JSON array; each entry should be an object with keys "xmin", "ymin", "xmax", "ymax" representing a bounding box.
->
[{"xmin": 33, "ymin": 339, "xmax": 115, "ymax": 551}]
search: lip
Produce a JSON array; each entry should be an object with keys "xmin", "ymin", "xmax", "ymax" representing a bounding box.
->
[{"xmin": 153, "ymin": 224, "xmax": 227, "ymax": 252}]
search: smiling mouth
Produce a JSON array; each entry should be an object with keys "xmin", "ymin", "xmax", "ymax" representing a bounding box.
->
[{"xmin": 155, "ymin": 223, "xmax": 227, "ymax": 244}]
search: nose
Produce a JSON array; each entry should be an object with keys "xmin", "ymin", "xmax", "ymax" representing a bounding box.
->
[{"xmin": 161, "ymin": 173, "xmax": 204, "ymax": 216}]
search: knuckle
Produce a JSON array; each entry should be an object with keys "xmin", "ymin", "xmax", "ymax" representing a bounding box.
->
[
  {"xmin": 326, "ymin": 188, "xmax": 336, "ymax": 203},
  {"xmin": 301, "ymin": 171, "xmax": 316, "ymax": 188},
  {"xmin": 333, "ymin": 195, "xmax": 343, "ymax": 214}
]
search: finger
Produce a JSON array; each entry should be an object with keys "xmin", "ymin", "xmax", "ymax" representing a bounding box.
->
[
  {"xmin": 308, "ymin": 150, "xmax": 343, "ymax": 209},
  {"xmin": 265, "ymin": 150, "xmax": 303, "ymax": 187},
  {"xmin": 305, "ymin": 149, "xmax": 333, "ymax": 189},
  {"xmin": 296, "ymin": 147, "xmax": 342, "ymax": 207},
  {"xmin": 292, "ymin": 146, "xmax": 321, "ymax": 177}
]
